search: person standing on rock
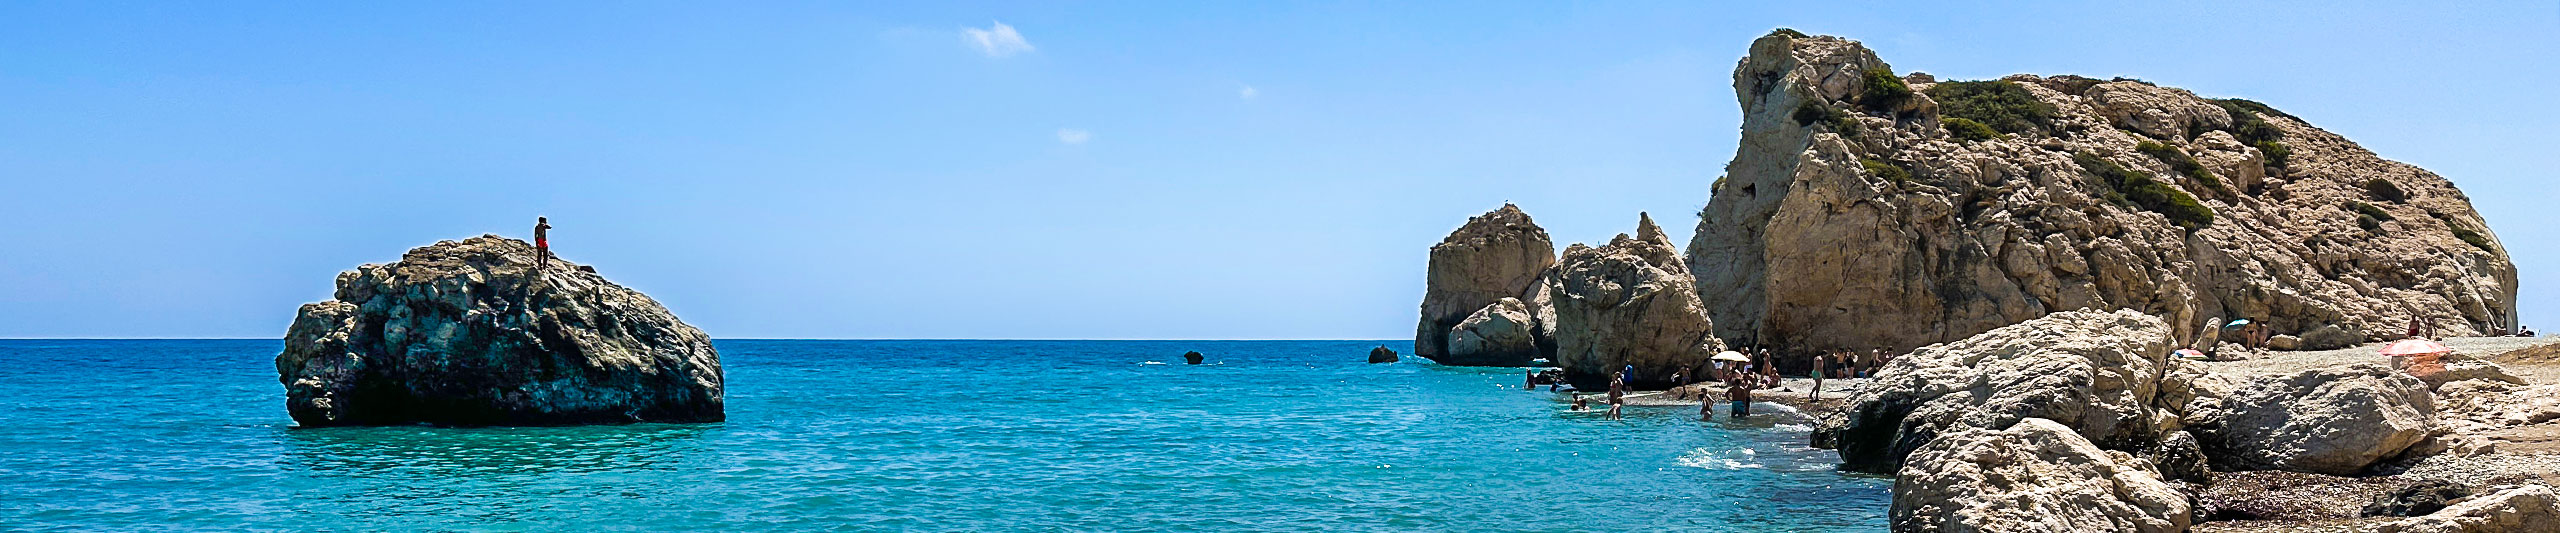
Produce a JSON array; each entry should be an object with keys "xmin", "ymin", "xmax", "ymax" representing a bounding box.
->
[{"xmin": 533, "ymin": 217, "xmax": 554, "ymax": 273}]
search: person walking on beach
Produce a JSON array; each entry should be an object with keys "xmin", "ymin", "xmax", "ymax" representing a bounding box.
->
[
  {"xmin": 533, "ymin": 216, "xmax": 554, "ymax": 273},
  {"xmin": 1810, "ymin": 350, "xmax": 1827, "ymax": 401}
]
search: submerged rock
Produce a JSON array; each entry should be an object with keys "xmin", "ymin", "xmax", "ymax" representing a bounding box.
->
[
  {"xmin": 1367, "ymin": 346, "xmax": 1399, "ymax": 364},
  {"xmin": 2196, "ymin": 363, "xmax": 2435, "ymax": 475},
  {"xmin": 1815, "ymin": 309, "xmax": 2207, "ymax": 474},
  {"xmin": 1688, "ymin": 31, "xmax": 2517, "ymax": 365},
  {"xmin": 1892, "ymin": 417, "xmax": 2190, "ymax": 533},
  {"xmin": 1548, "ymin": 213, "xmax": 1722, "ymax": 389},
  {"xmin": 1415, "ymin": 204, "xmax": 1558, "ymax": 366},
  {"xmin": 276, "ymin": 235, "xmax": 723, "ymax": 427}
]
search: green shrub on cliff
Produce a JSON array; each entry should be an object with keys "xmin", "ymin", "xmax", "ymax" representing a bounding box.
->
[
  {"xmin": 2254, "ymin": 140, "xmax": 2292, "ymax": 170},
  {"xmin": 2429, "ymin": 211, "xmax": 2496, "ymax": 252},
  {"xmin": 1942, "ymin": 117, "xmax": 1999, "ymax": 142},
  {"xmin": 2075, "ymin": 153, "xmax": 2214, "ymax": 230},
  {"xmin": 2135, "ymin": 141, "xmax": 2225, "ymax": 192},
  {"xmin": 2348, "ymin": 201, "xmax": 2393, "ymax": 231},
  {"xmin": 1858, "ymin": 68, "xmax": 1911, "ymax": 110},
  {"xmin": 1927, "ymin": 80, "xmax": 2055, "ymax": 135},
  {"xmin": 2348, "ymin": 201, "xmax": 2394, "ymax": 222},
  {"xmin": 1792, "ymin": 100, "xmax": 1861, "ymax": 137},
  {"xmin": 2211, "ymin": 98, "xmax": 2290, "ymax": 170},
  {"xmin": 1862, "ymin": 158, "xmax": 1910, "ymax": 185}
]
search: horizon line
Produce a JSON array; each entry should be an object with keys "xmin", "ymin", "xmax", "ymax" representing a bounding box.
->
[{"xmin": 0, "ymin": 337, "xmax": 1411, "ymax": 342}]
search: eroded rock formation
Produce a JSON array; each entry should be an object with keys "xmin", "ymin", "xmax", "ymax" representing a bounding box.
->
[
  {"xmin": 1689, "ymin": 32, "xmax": 2517, "ymax": 364},
  {"xmin": 1813, "ymin": 309, "xmax": 2217, "ymax": 473},
  {"xmin": 1414, "ymin": 204, "xmax": 1558, "ymax": 366},
  {"xmin": 1549, "ymin": 214, "xmax": 1723, "ymax": 389},
  {"xmin": 276, "ymin": 235, "xmax": 723, "ymax": 427}
]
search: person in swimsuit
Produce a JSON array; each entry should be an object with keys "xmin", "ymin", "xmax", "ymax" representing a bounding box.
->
[
  {"xmin": 1570, "ymin": 392, "xmax": 1588, "ymax": 411},
  {"xmin": 1525, "ymin": 368, "xmax": 1537, "ymax": 390},
  {"xmin": 1810, "ymin": 350, "xmax": 1827, "ymax": 400},
  {"xmin": 1728, "ymin": 376, "xmax": 1751, "ymax": 418},
  {"xmin": 1605, "ymin": 375, "xmax": 1625, "ymax": 420},
  {"xmin": 534, "ymin": 217, "xmax": 554, "ymax": 273}
]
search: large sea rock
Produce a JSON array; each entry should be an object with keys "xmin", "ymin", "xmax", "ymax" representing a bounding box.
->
[
  {"xmin": 2195, "ymin": 363, "xmax": 2436, "ymax": 475},
  {"xmin": 1549, "ymin": 213, "xmax": 1722, "ymax": 389},
  {"xmin": 1688, "ymin": 31, "xmax": 2518, "ymax": 364},
  {"xmin": 1813, "ymin": 309, "xmax": 2218, "ymax": 474},
  {"xmin": 1892, "ymin": 417, "xmax": 2191, "ymax": 533},
  {"xmin": 276, "ymin": 235, "xmax": 724, "ymax": 427},
  {"xmin": 2378, "ymin": 484, "xmax": 2560, "ymax": 533},
  {"xmin": 1414, "ymin": 204, "xmax": 1557, "ymax": 366}
]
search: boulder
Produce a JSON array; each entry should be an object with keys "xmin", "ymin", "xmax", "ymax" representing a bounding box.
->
[
  {"xmin": 1688, "ymin": 31, "xmax": 2517, "ymax": 368},
  {"xmin": 2267, "ymin": 335, "xmax": 2303, "ymax": 350},
  {"xmin": 1549, "ymin": 213, "xmax": 1722, "ymax": 389},
  {"xmin": 1367, "ymin": 346, "xmax": 1399, "ymax": 364},
  {"xmin": 276, "ymin": 235, "xmax": 723, "ymax": 427},
  {"xmin": 2364, "ymin": 479, "xmax": 2474, "ymax": 518},
  {"xmin": 2149, "ymin": 430, "xmax": 2210, "ymax": 484},
  {"xmin": 1814, "ymin": 309, "xmax": 2197, "ymax": 473},
  {"xmin": 1415, "ymin": 204, "xmax": 1557, "ymax": 366},
  {"xmin": 2302, "ymin": 324, "xmax": 2366, "ymax": 351},
  {"xmin": 1183, "ymin": 351, "xmax": 1205, "ymax": 365},
  {"xmin": 1445, "ymin": 297, "xmax": 1539, "ymax": 364},
  {"xmin": 2413, "ymin": 358, "xmax": 2526, "ymax": 390},
  {"xmin": 2197, "ymin": 363, "xmax": 2435, "ymax": 475},
  {"xmin": 2378, "ymin": 484, "xmax": 2560, "ymax": 533},
  {"xmin": 1892, "ymin": 417, "xmax": 2190, "ymax": 533}
]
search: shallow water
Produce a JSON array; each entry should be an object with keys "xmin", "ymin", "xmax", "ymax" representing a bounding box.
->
[{"xmin": 0, "ymin": 339, "xmax": 1888, "ymax": 531}]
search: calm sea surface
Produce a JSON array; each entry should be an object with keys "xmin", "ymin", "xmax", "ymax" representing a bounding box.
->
[{"xmin": 0, "ymin": 339, "xmax": 1887, "ymax": 531}]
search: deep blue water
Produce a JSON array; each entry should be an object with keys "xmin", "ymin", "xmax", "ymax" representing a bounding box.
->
[{"xmin": 0, "ymin": 339, "xmax": 1887, "ymax": 531}]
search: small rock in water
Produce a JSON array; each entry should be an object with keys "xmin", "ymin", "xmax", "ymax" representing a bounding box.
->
[
  {"xmin": 1183, "ymin": 351, "xmax": 1204, "ymax": 365},
  {"xmin": 1368, "ymin": 346, "xmax": 1399, "ymax": 364}
]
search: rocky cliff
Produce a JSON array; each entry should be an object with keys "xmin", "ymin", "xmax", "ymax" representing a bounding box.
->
[
  {"xmin": 1414, "ymin": 204, "xmax": 1559, "ymax": 366},
  {"xmin": 1689, "ymin": 32, "xmax": 2518, "ymax": 362},
  {"xmin": 1550, "ymin": 214, "xmax": 1724, "ymax": 389},
  {"xmin": 276, "ymin": 235, "xmax": 724, "ymax": 427}
]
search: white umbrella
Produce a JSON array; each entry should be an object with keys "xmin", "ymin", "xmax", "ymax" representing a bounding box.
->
[{"xmin": 1712, "ymin": 351, "xmax": 1750, "ymax": 362}]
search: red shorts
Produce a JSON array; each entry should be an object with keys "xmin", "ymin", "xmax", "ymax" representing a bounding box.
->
[{"xmin": 536, "ymin": 239, "xmax": 548, "ymax": 248}]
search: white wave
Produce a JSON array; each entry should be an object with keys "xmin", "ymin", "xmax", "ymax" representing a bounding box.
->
[{"xmin": 1675, "ymin": 447, "xmax": 1762, "ymax": 470}]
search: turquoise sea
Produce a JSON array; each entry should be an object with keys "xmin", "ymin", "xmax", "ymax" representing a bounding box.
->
[{"xmin": 0, "ymin": 339, "xmax": 1888, "ymax": 531}]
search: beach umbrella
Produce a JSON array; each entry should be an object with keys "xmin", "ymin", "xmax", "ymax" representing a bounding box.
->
[
  {"xmin": 2174, "ymin": 349, "xmax": 2206, "ymax": 359},
  {"xmin": 2379, "ymin": 338, "xmax": 2450, "ymax": 357},
  {"xmin": 1712, "ymin": 351, "xmax": 1750, "ymax": 362},
  {"xmin": 2223, "ymin": 319, "xmax": 2253, "ymax": 329}
]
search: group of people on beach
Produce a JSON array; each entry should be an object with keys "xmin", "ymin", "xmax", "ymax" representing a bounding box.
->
[{"xmin": 1554, "ymin": 346, "xmax": 1902, "ymax": 422}]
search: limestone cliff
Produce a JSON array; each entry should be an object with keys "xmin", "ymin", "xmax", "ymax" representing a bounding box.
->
[
  {"xmin": 1415, "ymin": 204, "xmax": 1559, "ymax": 366},
  {"xmin": 1689, "ymin": 32, "xmax": 2518, "ymax": 362},
  {"xmin": 1550, "ymin": 213, "xmax": 1724, "ymax": 389},
  {"xmin": 276, "ymin": 235, "xmax": 724, "ymax": 427}
]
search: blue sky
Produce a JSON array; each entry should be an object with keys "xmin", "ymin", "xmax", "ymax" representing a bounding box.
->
[{"xmin": 2, "ymin": 2, "xmax": 2553, "ymax": 339}]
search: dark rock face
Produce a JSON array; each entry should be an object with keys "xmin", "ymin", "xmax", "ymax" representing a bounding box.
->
[
  {"xmin": 2363, "ymin": 479, "xmax": 2472, "ymax": 518},
  {"xmin": 1183, "ymin": 351, "xmax": 1205, "ymax": 365},
  {"xmin": 276, "ymin": 235, "xmax": 723, "ymax": 427},
  {"xmin": 1367, "ymin": 346, "xmax": 1399, "ymax": 364}
]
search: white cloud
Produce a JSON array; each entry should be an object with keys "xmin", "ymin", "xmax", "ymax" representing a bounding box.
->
[
  {"xmin": 961, "ymin": 21, "xmax": 1034, "ymax": 58},
  {"xmin": 1056, "ymin": 128, "xmax": 1091, "ymax": 145},
  {"xmin": 1239, "ymin": 85, "xmax": 1258, "ymax": 99}
]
